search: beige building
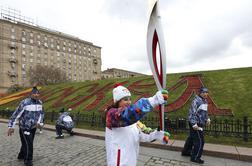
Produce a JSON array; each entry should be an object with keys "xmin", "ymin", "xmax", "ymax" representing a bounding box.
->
[
  {"xmin": 0, "ymin": 9, "xmax": 101, "ymax": 93},
  {"xmin": 101, "ymin": 68, "xmax": 146, "ymax": 79}
]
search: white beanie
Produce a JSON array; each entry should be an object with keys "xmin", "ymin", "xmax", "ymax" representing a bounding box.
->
[{"xmin": 113, "ymin": 85, "xmax": 131, "ymax": 103}]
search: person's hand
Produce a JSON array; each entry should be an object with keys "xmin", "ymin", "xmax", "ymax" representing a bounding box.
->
[
  {"xmin": 206, "ymin": 118, "xmax": 211, "ymax": 126},
  {"xmin": 192, "ymin": 124, "xmax": 203, "ymax": 131},
  {"xmin": 162, "ymin": 131, "xmax": 171, "ymax": 144},
  {"xmin": 154, "ymin": 130, "xmax": 171, "ymax": 144},
  {"xmin": 148, "ymin": 90, "xmax": 169, "ymax": 108},
  {"xmin": 7, "ymin": 128, "xmax": 14, "ymax": 136},
  {"xmin": 36, "ymin": 123, "xmax": 44, "ymax": 129}
]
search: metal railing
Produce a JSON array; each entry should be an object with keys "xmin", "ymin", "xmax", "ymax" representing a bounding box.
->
[{"xmin": 1, "ymin": 110, "xmax": 251, "ymax": 141}]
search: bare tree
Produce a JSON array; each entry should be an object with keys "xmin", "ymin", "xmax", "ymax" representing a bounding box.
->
[{"xmin": 28, "ymin": 65, "xmax": 68, "ymax": 85}]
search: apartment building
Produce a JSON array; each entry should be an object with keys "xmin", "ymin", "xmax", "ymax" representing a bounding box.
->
[
  {"xmin": 0, "ymin": 9, "xmax": 101, "ymax": 93},
  {"xmin": 101, "ymin": 68, "xmax": 146, "ymax": 79}
]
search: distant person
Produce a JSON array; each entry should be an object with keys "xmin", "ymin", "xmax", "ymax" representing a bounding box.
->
[
  {"xmin": 105, "ymin": 84, "xmax": 169, "ymax": 166},
  {"xmin": 55, "ymin": 108, "xmax": 74, "ymax": 139},
  {"xmin": 7, "ymin": 87, "xmax": 44, "ymax": 166},
  {"xmin": 37, "ymin": 124, "xmax": 44, "ymax": 134},
  {"xmin": 181, "ymin": 87, "xmax": 211, "ymax": 164}
]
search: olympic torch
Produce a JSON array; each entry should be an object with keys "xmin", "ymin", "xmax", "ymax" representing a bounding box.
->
[{"xmin": 147, "ymin": 0, "xmax": 167, "ymax": 130}]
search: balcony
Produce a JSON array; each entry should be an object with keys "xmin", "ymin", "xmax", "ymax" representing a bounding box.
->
[
  {"xmin": 9, "ymin": 58, "xmax": 17, "ymax": 63},
  {"xmin": 8, "ymin": 44, "xmax": 17, "ymax": 49},
  {"xmin": 93, "ymin": 59, "xmax": 97, "ymax": 65},
  {"xmin": 8, "ymin": 71, "xmax": 18, "ymax": 77}
]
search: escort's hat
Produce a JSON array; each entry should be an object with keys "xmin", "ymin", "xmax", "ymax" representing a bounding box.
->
[
  {"xmin": 59, "ymin": 108, "xmax": 65, "ymax": 113},
  {"xmin": 31, "ymin": 87, "xmax": 40, "ymax": 94},
  {"xmin": 199, "ymin": 87, "xmax": 208, "ymax": 93}
]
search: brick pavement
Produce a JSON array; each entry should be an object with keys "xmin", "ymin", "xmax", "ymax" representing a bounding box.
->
[{"xmin": 0, "ymin": 122, "xmax": 251, "ymax": 166}]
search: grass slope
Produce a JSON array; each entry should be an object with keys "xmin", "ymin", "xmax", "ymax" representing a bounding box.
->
[{"xmin": 1, "ymin": 67, "xmax": 252, "ymax": 119}]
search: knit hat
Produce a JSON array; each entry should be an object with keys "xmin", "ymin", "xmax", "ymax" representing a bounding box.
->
[
  {"xmin": 31, "ymin": 87, "xmax": 40, "ymax": 94},
  {"xmin": 59, "ymin": 108, "xmax": 65, "ymax": 113},
  {"xmin": 113, "ymin": 84, "xmax": 131, "ymax": 103},
  {"xmin": 199, "ymin": 87, "xmax": 208, "ymax": 93}
]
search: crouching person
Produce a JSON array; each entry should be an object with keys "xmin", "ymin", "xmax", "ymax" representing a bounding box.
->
[{"xmin": 55, "ymin": 108, "xmax": 74, "ymax": 139}]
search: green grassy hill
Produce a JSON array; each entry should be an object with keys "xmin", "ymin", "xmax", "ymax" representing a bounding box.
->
[{"xmin": 1, "ymin": 67, "xmax": 252, "ymax": 119}]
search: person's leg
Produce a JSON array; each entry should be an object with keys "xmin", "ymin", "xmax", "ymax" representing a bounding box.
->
[
  {"xmin": 65, "ymin": 127, "xmax": 74, "ymax": 136},
  {"xmin": 182, "ymin": 137, "xmax": 192, "ymax": 155},
  {"xmin": 182, "ymin": 128, "xmax": 193, "ymax": 156},
  {"xmin": 39, "ymin": 128, "xmax": 43, "ymax": 134},
  {"xmin": 55, "ymin": 124, "xmax": 64, "ymax": 138},
  {"xmin": 197, "ymin": 131, "xmax": 205, "ymax": 159},
  {"xmin": 18, "ymin": 128, "xmax": 25, "ymax": 159},
  {"xmin": 22, "ymin": 128, "xmax": 36, "ymax": 166},
  {"xmin": 191, "ymin": 130, "xmax": 204, "ymax": 164},
  {"xmin": 191, "ymin": 130, "xmax": 200, "ymax": 161},
  {"xmin": 55, "ymin": 124, "xmax": 63, "ymax": 136}
]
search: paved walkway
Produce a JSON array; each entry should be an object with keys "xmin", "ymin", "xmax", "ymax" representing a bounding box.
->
[{"xmin": 0, "ymin": 121, "xmax": 251, "ymax": 166}]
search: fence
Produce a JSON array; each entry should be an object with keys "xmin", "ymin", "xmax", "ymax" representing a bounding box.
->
[{"xmin": 1, "ymin": 110, "xmax": 251, "ymax": 141}]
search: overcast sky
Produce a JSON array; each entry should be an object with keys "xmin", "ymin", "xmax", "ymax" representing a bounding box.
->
[{"xmin": 1, "ymin": 0, "xmax": 252, "ymax": 74}]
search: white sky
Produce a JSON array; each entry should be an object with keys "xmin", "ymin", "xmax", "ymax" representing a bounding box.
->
[{"xmin": 1, "ymin": 0, "xmax": 252, "ymax": 74}]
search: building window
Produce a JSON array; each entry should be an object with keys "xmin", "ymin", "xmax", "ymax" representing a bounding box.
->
[
  {"xmin": 22, "ymin": 37, "xmax": 26, "ymax": 42},
  {"xmin": 11, "ymin": 49, "xmax": 15, "ymax": 54},
  {"xmin": 22, "ymin": 31, "xmax": 26, "ymax": 36},
  {"xmin": 44, "ymin": 42, "xmax": 48, "ymax": 48}
]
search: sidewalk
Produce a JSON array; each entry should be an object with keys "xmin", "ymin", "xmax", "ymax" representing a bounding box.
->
[{"xmin": 1, "ymin": 118, "xmax": 251, "ymax": 163}]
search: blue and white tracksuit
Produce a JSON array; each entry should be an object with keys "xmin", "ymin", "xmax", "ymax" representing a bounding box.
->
[
  {"xmin": 8, "ymin": 97, "xmax": 44, "ymax": 161},
  {"xmin": 182, "ymin": 95, "xmax": 208, "ymax": 160},
  {"xmin": 55, "ymin": 112, "xmax": 74, "ymax": 136}
]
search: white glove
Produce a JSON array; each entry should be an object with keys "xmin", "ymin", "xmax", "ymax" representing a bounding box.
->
[
  {"xmin": 37, "ymin": 123, "xmax": 44, "ymax": 128},
  {"xmin": 155, "ymin": 130, "xmax": 170, "ymax": 144},
  {"xmin": 148, "ymin": 91, "xmax": 166, "ymax": 108},
  {"xmin": 192, "ymin": 124, "xmax": 203, "ymax": 131},
  {"xmin": 206, "ymin": 118, "xmax": 211, "ymax": 126}
]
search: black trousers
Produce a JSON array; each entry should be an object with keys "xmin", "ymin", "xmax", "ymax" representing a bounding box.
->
[
  {"xmin": 55, "ymin": 124, "xmax": 72, "ymax": 136},
  {"xmin": 182, "ymin": 124, "xmax": 204, "ymax": 160},
  {"xmin": 18, "ymin": 128, "xmax": 36, "ymax": 161}
]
